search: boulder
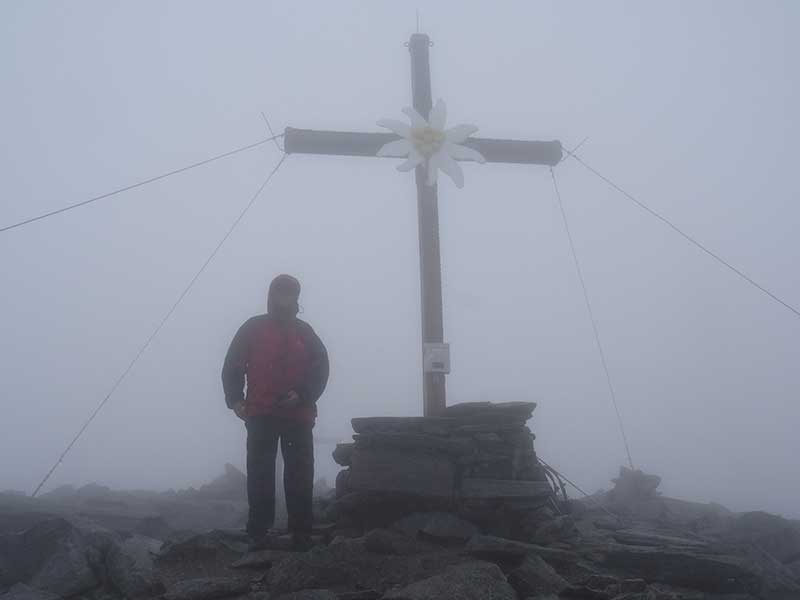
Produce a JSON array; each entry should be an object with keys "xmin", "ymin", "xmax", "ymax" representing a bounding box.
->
[
  {"xmin": 459, "ymin": 478, "xmax": 551, "ymax": 500},
  {"xmin": 347, "ymin": 450, "xmax": 454, "ymax": 498},
  {"xmin": 334, "ymin": 592, "xmax": 380, "ymax": 600},
  {"xmin": 726, "ymin": 511, "xmax": 800, "ymax": 565},
  {"xmin": 351, "ymin": 433, "xmax": 472, "ymax": 457},
  {"xmin": 382, "ymin": 561, "xmax": 516, "ymax": 600},
  {"xmin": 0, "ymin": 518, "xmax": 100, "ymax": 596},
  {"xmin": 391, "ymin": 512, "xmax": 478, "ymax": 544},
  {"xmin": 611, "ymin": 529, "xmax": 710, "ymax": 550},
  {"xmin": 506, "ymin": 554, "xmax": 569, "ymax": 597},
  {"xmin": 608, "ymin": 467, "xmax": 662, "ymax": 507},
  {"xmin": 351, "ymin": 414, "xmax": 528, "ymax": 436},
  {"xmin": 266, "ymin": 539, "xmax": 365, "ymax": 594},
  {"xmin": 156, "ymin": 530, "xmax": 249, "ymax": 562},
  {"xmin": 105, "ymin": 534, "xmax": 164, "ymax": 598},
  {"xmin": 229, "ymin": 549, "xmax": 291, "ymax": 569},
  {"xmin": 530, "ymin": 515, "xmax": 576, "ymax": 546},
  {"xmin": 351, "ymin": 417, "xmax": 449, "ymax": 436},
  {"xmin": 267, "ymin": 537, "xmax": 468, "ymax": 596},
  {"xmin": 162, "ymin": 577, "xmax": 250, "ymax": 600},
  {"xmin": 333, "ymin": 443, "xmax": 355, "ymax": 467},
  {"xmin": 600, "ymin": 544, "xmax": 761, "ymax": 594},
  {"xmin": 441, "ymin": 402, "xmax": 536, "ymax": 419},
  {"xmin": 273, "ymin": 592, "xmax": 338, "ymax": 600},
  {"xmin": 331, "ymin": 492, "xmax": 448, "ymax": 529},
  {"xmin": 464, "ymin": 535, "xmax": 577, "ymax": 568},
  {"xmin": 364, "ymin": 529, "xmax": 434, "ymax": 556},
  {"xmin": 0, "ymin": 584, "xmax": 60, "ymax": 600},
  {"xmin": 195, "ymin": 464, "xmax": 247, "ymax": 501}
]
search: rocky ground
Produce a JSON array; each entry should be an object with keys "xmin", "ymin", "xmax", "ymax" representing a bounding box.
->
[{"xmin": 2, "ymin": 447, "xmax": 800, "ymax": 599}]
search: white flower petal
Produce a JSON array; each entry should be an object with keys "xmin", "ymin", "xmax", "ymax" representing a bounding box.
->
[
  {"xmin": 397, "ymin": 148, "xmax": 425, "ymax": 172},
  {"xmin": 426, "ymin": 153, "xmax": 442, "ymax": 186},
  {"xmin": 429, "ymin": 99, "xmax": 447, "ymax": 131},
  {"xmin": 402, "ymin": 106, "xmax": 429, "ymax": 129},
  {"xmin": 445, "ymin": 124, "xmax": 479, "ymax": 144},
  {"xmin": 376, "ymin": 119, "xmax": 411, "ymax": 138},
  {"xmin": 377, "ymin": 138, "xmax": 412, "ymax": 158},
  {"xmin": 445, "ymin": 141, "xmax": 486, "ymax": 163},
  {"xmin": 438, "ymin": 152, "xmax": 465, "ymax": 188}
]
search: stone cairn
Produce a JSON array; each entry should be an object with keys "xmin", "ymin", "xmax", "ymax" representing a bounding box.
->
[{"xmin": 330, "ymin": 401, "xmax": 569, "ymax": 541}]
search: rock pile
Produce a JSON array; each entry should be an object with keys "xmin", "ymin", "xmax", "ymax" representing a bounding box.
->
[
  {"xmin": 4, "ymin": 474, "xmax": 800, "ymax": 599},
  {"xmin": 330, "ymin": 402, "xmax": 562, "ymax": 540}
]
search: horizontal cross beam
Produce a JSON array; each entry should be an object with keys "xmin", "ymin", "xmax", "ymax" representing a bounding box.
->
[{"xmin": 284, "ymin": 127, "xmax": 563, "ymax": 166}]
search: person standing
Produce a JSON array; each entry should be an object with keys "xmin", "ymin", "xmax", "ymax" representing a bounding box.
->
[{"xmin": 222, "ymin": 274, "xmax": 329, "ymax": 550}]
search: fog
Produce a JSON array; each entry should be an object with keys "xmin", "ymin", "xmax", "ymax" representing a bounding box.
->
[{"xmin": 1, "ymin": 2, "xmax": 798, "ymax": 518}]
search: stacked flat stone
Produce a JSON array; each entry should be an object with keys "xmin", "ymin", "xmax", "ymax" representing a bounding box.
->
[{"xmin": 331, "ymin": 402, "xmax": 552, "ymax": 527}]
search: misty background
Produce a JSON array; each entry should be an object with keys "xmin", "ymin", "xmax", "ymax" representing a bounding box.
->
[{"xmin": 1, "ymin": 2, "xmax": 798, "ymax": 518}]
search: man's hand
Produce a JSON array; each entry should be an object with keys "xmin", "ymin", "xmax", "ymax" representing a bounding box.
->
[
  {"xmin": 277, "ymin": 390, "xmax": 302, "ymax": 409},
  {"xmin": 233, "ymin": 401, "xmax": 247, "ymax": 421}
]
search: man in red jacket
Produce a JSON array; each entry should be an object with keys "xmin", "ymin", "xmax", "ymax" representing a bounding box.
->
[{"xmin": 222, "ymin": 274, "xmax": 329, "ymax": 550}]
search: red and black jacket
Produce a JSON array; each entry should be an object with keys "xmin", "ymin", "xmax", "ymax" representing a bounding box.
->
[{"xmin": 222, "ymin": 315, "xmax": 329, "ymax": 423}]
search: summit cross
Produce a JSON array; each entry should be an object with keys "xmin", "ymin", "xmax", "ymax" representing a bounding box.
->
[{"xmin": 284, "ymin": 33, "xmax": 562, "ymax": 416}]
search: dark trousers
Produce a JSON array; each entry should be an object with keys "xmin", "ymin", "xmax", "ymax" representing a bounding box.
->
[{"xmin": 245, "ymin": 415, "xmax": 314, "ymax": 537}]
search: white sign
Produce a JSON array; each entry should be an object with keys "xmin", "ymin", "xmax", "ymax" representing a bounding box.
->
[{"xmin": 423, "ymin": 342, "xmax": 451, "ymax": 374}]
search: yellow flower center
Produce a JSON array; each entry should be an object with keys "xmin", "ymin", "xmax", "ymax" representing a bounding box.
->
[{"xmin": 411, "ymin": 126, "xmax": 444, "ymax": 158}]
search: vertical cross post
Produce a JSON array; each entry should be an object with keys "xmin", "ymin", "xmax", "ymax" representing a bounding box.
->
[{"xmin": 409, "ymin": 33, "xmax": 446, "ymax": 416}]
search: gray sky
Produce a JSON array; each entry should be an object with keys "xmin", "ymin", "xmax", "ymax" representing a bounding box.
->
[{"xmin": 1, "ymin": 2, "xmax": 798, "ymax": 517}]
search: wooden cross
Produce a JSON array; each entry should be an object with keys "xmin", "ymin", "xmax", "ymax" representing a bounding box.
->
[{"xmin": 284, "ymin": 33, "xmax": 562, "ymax": 417}]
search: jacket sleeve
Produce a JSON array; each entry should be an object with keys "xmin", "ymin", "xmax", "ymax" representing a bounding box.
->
[
  {"xmin": 222, "ymin": 320, "xmax": 251, "ymax": 409},
  {"xmin": 296, "ymin": 323, "xmax": 329, "ymax": 406}
]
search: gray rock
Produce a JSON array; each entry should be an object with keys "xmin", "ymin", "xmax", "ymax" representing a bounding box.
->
[
  {"xmin": 364, "ymin": 529, "xmax": 432, "ymax": 555},
  {"xmin": 330, "ymin": 491, "xmax": 448, "ymax": 529},
  {"xmin": 789, "ymin": 557, "xmax": 800, "ymax": 579},
  {"xmin": 619, "ymin": 578, "xmax": 648, "ymax": 593},
  {"xmin": 726, "ymin": 511, "xmax": 800, "ymax": 564},
  {"xmin": 163, "ymin": 577, "xmax": 250, "ymax": 600},
  {"xmin": 391, "ymin": 512, "xmax": 478, "ymax": 543},
  {"xmin": 441, "ymin": 401, "xmax": 536, "ymax": 419},
  {"xmin": 267, "ymin": 537, "xmax": 468, "ymax": 596},
  {"xmin": 347, "ymin": 450, "xmax": 454, "ymax": 498},
  {"xmin": 518, "ymin": 506, "xmax": 556, "ymax": 537},
  {"xmin": 612, "ymin": 529, "xmax": 710, "ymax": 550},
  {"xmin": 506, "ymin": 554, "xmax": 569, "ymax": 597},
  {"xmin": 0, "ymin": 518, "xmax": 100, "ymax": 596},
  {"xmin": 229, "ymin": 549, "xmax": 291, "ymax": 569},
  {"xmin": 439, "ymin": 402, "xmax": 494, "ymax": 416},
  {"xmin": 351, "ymin": 417, "xmax": 448, "ymax": 436},
  {"xmin": 350, "ymin": 414, "xmax": 528, "ymax": 436},
  {"xmin": 157, "ymin": 530, "xmax": 249, "ymax": 562},
  {"xmin": 273, "ymin": 591, "xmax": 337, "ymax": 600},
  {"xmin": 593, "ymin": 516, "xmax": 626, "ymax": 531},
  {"xmin": 335, "ymin": 469, "xmax": 351, "ymax": 498},
  {"xmin": 464, "ymin": 535, "xmax": 577, "ymax": 568},
  {"xmin": 334, "ymin": 592, "xmax": 380, "ymax": 600},
  {"xmin": 582, "ymin": 573, "xmax": 620, "ymax": 594},
  {"xmin": 530, "ymin": 515, "xmax": 575, "ymax": 545},
  {"xmin": 195, "ymin": 464, "xmax": 247, "ymax": 501},
  {"xmin": 600, "ymin": 544, "xmax": 760, "ymax": 593},
  {"xmin": 352, "ymin": 433, "xmax": 472, "ymax": 456},
  {"xmin": 459, "ymin": 478, "xmax": 551, "ymax": 501},
  {"xmin": 609, "ymin": 467, "xmax": 662, "ymax": 506},
  {"xmin": 267, "ymin": 541, "xmax": 360, "ymax": 594},
  {"xmin": 0, "ymin": 583, "xmax": 61, "ymax": 600},
  {"xmin": 382, "ymin": 561, "xmax": 516, "ymax": 600},
  {"xmin": 104, "ymin": 534, "xmax": 163, "ymax": 598},
  {"xmin": 332, "ymin": 443, "xmax": 355, "ymax": 467}
]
